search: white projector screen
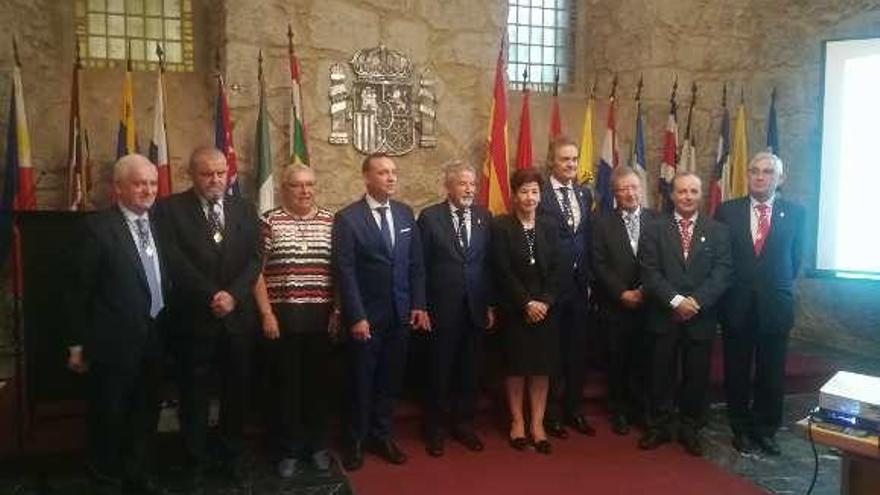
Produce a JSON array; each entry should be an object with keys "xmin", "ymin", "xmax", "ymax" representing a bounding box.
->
[{"xmin": 817, "ymin": 39, "xmax": 880, "ymax": 278}]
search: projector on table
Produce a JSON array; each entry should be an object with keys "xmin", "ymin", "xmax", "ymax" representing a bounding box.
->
[{"xmin": 816, "ymin": 371, "xmax": 880, "ymax": 435}]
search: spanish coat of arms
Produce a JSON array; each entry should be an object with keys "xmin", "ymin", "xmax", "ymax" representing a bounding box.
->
[{"xmin": 328, "ymin": 45, "xmax": 436, "ymax": 156}]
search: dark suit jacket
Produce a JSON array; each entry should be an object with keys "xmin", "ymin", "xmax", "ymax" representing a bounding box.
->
[
  {"xmin": 592, "ymin": 207, "xmax": 659, "ymax": 308},
  {"xmin": 418, "ymin": 201, "xmax": 493, "ymax": 330},
  {"xmin": 639, "ymin": 213, "xmax": 733, "ymax": 340},
  {"xmin": 69, "ymin": 206, "xmax": 172, "ymax": 368},
  {"xmin": 153, "ymin": 189, "xmax": 261, "ymax": 337},
  {"xmin": 538, "ymin": 182, "xmax": 592, "ymax": 295},
  {"xmin": 333, "ymin": 197, "xmax": 426, "ymax": 331},
  {"xmin": 491, "ymin": 214, "xmax": 560, "ymax": 314},
  {"xmin": 715, "ymin": 197, "xmax": 805, "ymax": 335}
]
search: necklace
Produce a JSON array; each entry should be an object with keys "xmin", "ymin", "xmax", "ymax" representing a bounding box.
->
[
  {"xmin": 522, "ymin": 224, "xmax": 536, "ymax": 265},
  {"xmin": 286, "ymin": 206, "xmax": 318, "ymax": 252}
]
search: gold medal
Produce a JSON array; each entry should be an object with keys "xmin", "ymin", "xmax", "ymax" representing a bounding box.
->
[{"xmin": 529, "ymin": 257, "xmax": 536, "ymax": 265}]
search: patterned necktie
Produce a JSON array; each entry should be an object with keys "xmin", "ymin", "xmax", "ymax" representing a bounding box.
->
[
  {"xmin": 208, "ymin": 199, "xmax": 223, "ymax": 243},
  {"xmin": 455, "ymin": 208, "xmax": 469, "ymax": 249},
  {"xmin": 376, "ymin": 206, "xmax": 393, "ymax": 254},
  {"xmin": 679, "ymin": 217, "xmax": 694, "ymax": 259},
  {"xmin": 754, "ymin": 203, "xmax": 770, "ymax": 256},
  {"xmin": 134, "ymin": 218, "xmax": 164, "ymax": 318},
  {"xmin": 559, "ymin": 186, "xmax": 575, "ymax": 228},
  {"xmin": 624, "ymin": 211, "xmax": 640, "ymax": 254}
]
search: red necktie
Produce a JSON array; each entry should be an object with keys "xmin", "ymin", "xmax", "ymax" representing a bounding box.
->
[
  {"xmin": 679, "ymin": 218, "xmax": 693, "ymax": 259},
  {"xmin": 754, "ymin": 203, "xmax": 770, "ymax": 255}
]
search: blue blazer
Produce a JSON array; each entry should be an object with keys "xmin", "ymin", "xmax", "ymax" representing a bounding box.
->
[
  {"xmin": 417, "ymin": 201, "xmax": 494, "ymax": 330},
  {"xmin": 333, "ymin": 197, "xmax": 427, "ymax": 331},
  {"xmin": 538, "ymin": 181, "xmax": 592, "ymax": 295}
]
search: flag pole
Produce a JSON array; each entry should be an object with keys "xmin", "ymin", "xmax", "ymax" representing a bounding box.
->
[{"xmin": 10, "ymin": 34, "xmax": 25, "ymax": 452}]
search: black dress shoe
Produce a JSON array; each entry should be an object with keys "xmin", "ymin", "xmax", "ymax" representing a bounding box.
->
[
  {"xmin": 732, "ymin": 433, "xmax": 755, "ymax": 454},
  {"xmin": 342, "ymin": 442, "xmax": 364, "ymax": 471},
  {"xmin": 610, "ymin": 414, "xmax": 631, "ymax": 436},
  {"xmin": 451, "ymin": 428, "xmax": 484, "ymax": 452},
  {"xmin": 752, "ymin": 435, "xmax": 781, "ymax": 456},
  {"xmin": 566, "ymin": 415, "xmax": 597, "ymax": 436},
  {"xmin": 369, "ymin": 438, "xmax": 408, "ymax": 465},
  {"xmin": 678, "ymin": 431, "xmax": 704, "ymax": 457},
  {"xmin": 545, "ymin": 421, "xmax": 569, "ymax": 439},
  {"xmin": 425, "ymin": 436, "xmax": 444, "ymax": 457},
  {"xmin": 638, "ymin": 429, "xmax": 671, "ymax": 450},
  {"xmin": 533, "ymin": 439, "xmax": 552, "ymax": 455},
  {"xmin": 509, "ymin": 437, "xmax": 528, "ymax": 451}
]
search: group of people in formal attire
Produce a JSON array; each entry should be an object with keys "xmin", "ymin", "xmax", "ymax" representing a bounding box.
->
[{"xmin": 65, "ymin": 135, "xmax": 803, "ymax": 494}]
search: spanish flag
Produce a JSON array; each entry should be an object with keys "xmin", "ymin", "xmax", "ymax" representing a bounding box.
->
[
  {"xmin": 116, "ymin": 59, "xmax": 137, "ymax": 158},
  {"xmin": 479, "ymin": 42, "xmax": 510, "ymax": 215}
]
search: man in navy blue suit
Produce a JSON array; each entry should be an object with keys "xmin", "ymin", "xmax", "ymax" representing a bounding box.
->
[
  {"xmin": 538, "ymin": 136, "xmax": 596, "ymax": 438},
  {"xmin": 417, "ymin": 161, "xmax": 494, "ymax": 457},
  {"xmin": 334, "ymin": 152, "xmax": 430, "ymax": 471}
]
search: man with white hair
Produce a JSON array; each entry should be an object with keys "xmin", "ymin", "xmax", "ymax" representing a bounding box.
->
[
  {"xmin": 67, "ymin": 154, "xmax": 171, "ymax": 495},
  {"xmin": 417, "ymin": 161, "xmax": 494, "ymax": 457},
  {"xmin": 715, "ymin": 152, "xmax": 805, "ymax": 456}
]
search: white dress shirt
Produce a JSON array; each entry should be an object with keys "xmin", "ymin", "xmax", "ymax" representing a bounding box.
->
[
  {"xmin": 669, "ymin": 211, "xmax": 698, "ymax": 309},
  {"xmin": 119, "ymin": 205, "xmax": 164, "ymax": 292},
  {"xmin": 199, "ymin": 195, "xmax": 225, "ymax": 228},
  {"xmin": 448, "ymin": 201, "xmax": 472, "ymax": 248},
  {"xmin": 365, "ymin": 193, "xmax": 395, "ymax": 246}
]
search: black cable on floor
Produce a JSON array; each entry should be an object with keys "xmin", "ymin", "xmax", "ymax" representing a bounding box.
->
[{"xmin": 805, "ymin": 410, "xmax": 819, "ymax": 495}]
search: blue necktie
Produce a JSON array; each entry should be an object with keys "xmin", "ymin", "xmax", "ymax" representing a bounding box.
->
[
  {"xmin": 376, "ymin": 206, "xmax": 393, "ymax": 255},
  {"xmin": 135, "ymin": 218, "xmax": 164, "ymax": 318}
]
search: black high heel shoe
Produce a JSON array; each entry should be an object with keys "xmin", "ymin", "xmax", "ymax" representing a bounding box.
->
[
  {"xmin": 533, "ymin": 438, "xmax": 552, "ymax": 454},
  {"xmin": 509, "ymin": 436, "xmax": 528, "ymax": 451}
]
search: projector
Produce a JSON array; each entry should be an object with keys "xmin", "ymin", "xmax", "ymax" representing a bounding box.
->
[{"xmin": 818, "ymin": 371, "xmax": 880, "ymax": 434}]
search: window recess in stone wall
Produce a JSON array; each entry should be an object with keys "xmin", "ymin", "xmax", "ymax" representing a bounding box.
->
[
  {"xmin": 506, "ymin": 0, "xmax": 574, "ymax": 93},
  {"xmin": 74, "ymin": 0, "xmax": 194, "ymax": 71}
]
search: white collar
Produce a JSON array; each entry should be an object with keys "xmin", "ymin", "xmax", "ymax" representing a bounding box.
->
[
  {"xmin": 549, "ymin": 175, "xmax": 574, "ymax": 190},
  {"xmin": 749, "ymin": 195, "xmax": 775, "ymax": 209},
  {"xmin": 365, "ymin": 193, "xmax": 390, "ymax": 210},
  {"xmin": 448, "ymin": 200, "xmax": 471, "ymax": 215},
  {"xmin": 620, "ymin": 206, "xmax": 641, "ymax": 218},
  {"xmin": 119, "ymin": 204, "xmax": 149, "ymax": 223},
  {"xmin": 674, "ymin": 211, "xmax": 699, "ymax": 224}
]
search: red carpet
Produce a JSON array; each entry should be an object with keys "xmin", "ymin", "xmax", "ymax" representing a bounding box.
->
[{"xmin": 347, "ymin": 416, "xmax": 766, "ymax": 495}]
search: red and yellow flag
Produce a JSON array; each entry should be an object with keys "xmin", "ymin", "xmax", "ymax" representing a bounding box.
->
[
  {"xmin": 514, "ymin": 82, "xmax": 532, "ymax": 170},
  {"xmin": 479, "ymin": 43, "xmax": 510, "ymax": 215}
]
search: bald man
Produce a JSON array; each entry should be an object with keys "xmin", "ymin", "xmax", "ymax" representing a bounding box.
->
[{"xmin": 67, "ymin": 154, "xmax": 172, "ymax": 494}]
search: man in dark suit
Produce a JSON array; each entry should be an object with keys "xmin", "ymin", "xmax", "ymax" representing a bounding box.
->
[
  {"xmin": 537, "ymin": 136, "xmax": 595, "ymax": 438},
  {"xmin": 591, "ymin": 166, "xmax": 658, "ymax": 435},
  {"xmin": 417, "ymin": 160, "xmax": 494, "ymax": 457},
  {"xmin": 715, "ymin": 152, "xmax": 804, "ymax": 456},
  {"xmin": 638, "ymin": 172, "xmax": 732, "ymax": 456},
  {"xmin": 67, "ymin": 154, "xmax": 171, "ymax": 495},
  {"xmin": 154, "ymin": 146, "xmax": 261, "ymax": 487},
  {"xmin": 333, "ymin": 152, "xmax": 430, "ymax": 470}
]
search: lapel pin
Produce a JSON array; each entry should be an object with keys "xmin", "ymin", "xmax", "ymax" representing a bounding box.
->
[
  {"xmin": 700, "ymin": 236, "xmax": 706, "ymax": 242},
  {"xmin": 780, "ymin": 211, "xmax": 785, "ymax": 218}
]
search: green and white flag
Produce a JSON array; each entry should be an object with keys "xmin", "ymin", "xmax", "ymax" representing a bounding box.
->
[{"xmin": 256, "ymin": 52, "xmax": 274, "ymax": 214}]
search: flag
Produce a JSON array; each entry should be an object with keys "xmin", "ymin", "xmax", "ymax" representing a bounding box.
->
[
  {"xmin": 708, "ymin": 87, "xmax": 731, "ymax": 217},
  {"xmin": 1, "ymin": 40, "xmax": 35, "ymax": 285},
  {"xmin": 255, "ymin": 52, "xmax": 274, "ymax": 214},
  {"xmin": 577, "ymin": 92, "xmax": 595, "ymax": 185},
  {"xmin": 678, "ymin": 83, "xmax": 697, "ymax": 173},
  {"xmin": 148, "ymin": 47, "xmax": 172, "ymax": 198},
  {"xmin": 630, "ymin": 98, "xmax": 651, "ymax": 208},
  {"xmin": 116, "ymin": 60, "xmax": 137, "ymax": 158},
  {"xmin": 288, "ymin": 26, "xmax": 309, "ymax": 166},
  {"xmin": 767, "ymin": 87, "xmax": 779, "ymax": 154},
  {"xmin": 596, "ymin": 83, "xmax": 619, "ymax": 212},
  {"xmin": 514, "ymin": 81, "xmax": 532, "ymax": 170},
  {"xmin": 659, "ymin": 84, "xmax": 679, "ymax": 212},
  {"xmin": 730, "ymin": 95, "xmax": 749, "ymax": 198},
  {"xmin": 215, "ymin": 76, "xmax": 239, "ymax": 197},
  {"xmin": 67, "ymin": 46, "xmax": 88, "ymax": 210},
  {"xmin": 479, "ymin": 42, "xmax": 510, "ymax": 215}
]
